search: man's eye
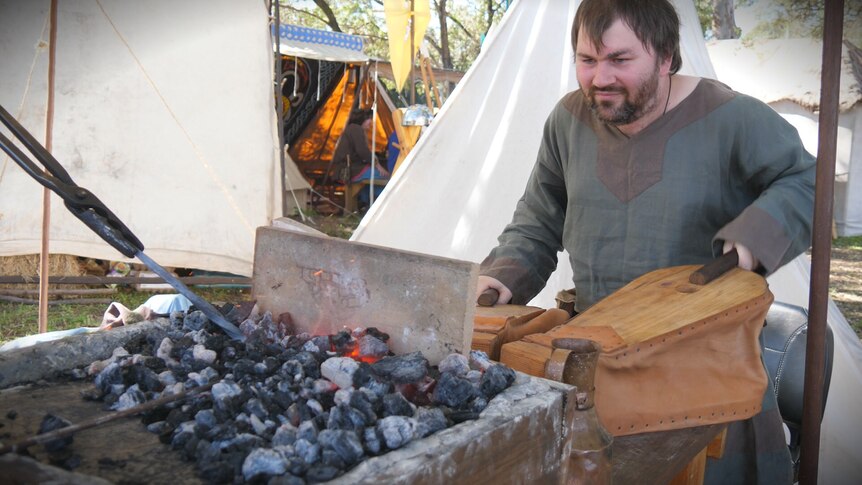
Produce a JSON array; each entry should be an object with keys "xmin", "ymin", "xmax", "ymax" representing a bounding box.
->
[
  {"xmin": 613, "ymin": 58, "xmax": 628, "ymax": 64},
  {"xmin": 579, "ymin": 58, "xmax": 596, "ymax": 65}
]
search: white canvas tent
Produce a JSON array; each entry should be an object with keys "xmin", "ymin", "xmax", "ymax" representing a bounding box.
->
[
  {"xmin": 352, "ymin": 0, "xmax": 862, "ymax": 482},
  {"xmin": 0, "ymin": 0, "xmax": 310, "ymax": 276},
  {"xmin": 707, "ymin": 38, "xmax": 862, "ymax": 237}
]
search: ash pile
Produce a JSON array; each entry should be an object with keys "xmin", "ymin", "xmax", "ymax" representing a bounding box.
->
[{"xmin": 76, "ymin": 303, "xmax": 516, "ymax": 483}]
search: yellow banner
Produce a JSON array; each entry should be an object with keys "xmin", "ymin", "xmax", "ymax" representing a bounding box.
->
[{"xmin": 384, "ymin": 0, "xmax": 430, "ymax": 91}]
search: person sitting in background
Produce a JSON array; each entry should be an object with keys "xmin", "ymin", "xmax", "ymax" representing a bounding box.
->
[{"xmin": 332, "ymin": 109, "xmax": 390, "ymax": 211}]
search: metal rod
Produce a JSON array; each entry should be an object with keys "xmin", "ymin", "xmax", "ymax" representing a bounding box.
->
[
  {"xmin": 799, "ymin": 0, "xmax": 844, "ymax": 482},
  {"xmin": 370, "ymin": 63, "xmax": 378, "ymax": 206},
  {"xmin": 0, "ymin": 382, "xmax": 214, "ymax": 455},
  {"xmin": 38, "ymin": 0, "xmax": 59, "ymax": 335},
  {"xmin": 410, "ymin": 0, "xmax": 416, "ymax": 105},
  {"xmin": 135, "ymin": 251, "xmax": 244, "ymax": 340},
  {"xmin": 273, "ymin": 0, "xmax": 288, "ymax": 219}
]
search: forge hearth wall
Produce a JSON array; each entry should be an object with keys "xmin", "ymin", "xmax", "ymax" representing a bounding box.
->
[
  {"xmin": 0, "ymin": 321, "xmax": 578, "ymax": 484},
  {"xmin": 0, "ymin": 320, "xmax": 172, "ymax": 389},
  {"xmin": 252, "ymin": 226, "xmax": 478, "ymax": 365},
  {"xmin": 330, "ymin": 376, "xmax": 576, "ymax": 484}
]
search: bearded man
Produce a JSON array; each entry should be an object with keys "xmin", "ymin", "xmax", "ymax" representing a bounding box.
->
[{"xmin": 476, "ymin": 0, "xmax": 814, "ymax": 483}]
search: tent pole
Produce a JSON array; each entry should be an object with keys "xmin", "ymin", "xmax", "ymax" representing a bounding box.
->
[
  {"xmin": 799, "ymin": 0, "xmax": 844, "ymax": 483},
  {"xmin": 272, "ymin": 0, "xmax": 290, "ymax": 219},
  {"xmin": 410, "ymin": 0, "xmax": 416, "ymax": 105},
  {"xmin": 370, "ymin": 61, "xmax": 379, "ymax": 207},
  {"xmin": 38, "ymin": 0, "xmax": 59, "ymax": 335}
]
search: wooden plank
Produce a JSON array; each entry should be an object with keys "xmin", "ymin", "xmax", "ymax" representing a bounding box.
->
[
  {"xmin": 664, "ymin": 443, "xmax": 707, "ymax": 485},
  {"xmin": 473, "ymin": 305, "xmax": 544, "ymax": 334},
  {"xmin": 471, "ymin": 331, "xmax": 500, "ymax": 357},
  {"xmin": 252, "ymin": 226, "xmax": 477, "ymax": 365},
  {"xmin": 0, "ymin": 275, "xmax": 251, "ymax": 285},
  {"xmin": 567, "ymin": 266, "xmax": 767, "ymax": 344},
  {"xmin": 706, "ymin": 428, "xmax": 728, "ymax": 459},
  {"xmin": 0, "ymin": 296, "xmax": 112, "ymax": 305},
  {"xmin": 500, "ymin": 340, "xmax": 552, "ymax": 378},
  {"xmin": 0, "ymin": 288, "xmax": 117, "ymax": 296}
]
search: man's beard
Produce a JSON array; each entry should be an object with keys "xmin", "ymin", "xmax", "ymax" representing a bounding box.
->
[{"xmin": 588, "ymin": 67, "xmax": 661, "ymax": 126}]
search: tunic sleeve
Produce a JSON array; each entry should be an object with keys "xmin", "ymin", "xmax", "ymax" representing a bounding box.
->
[
  {"xmin": 714, "ymin": 97, "xmax": 816, "ymax": 273},
  {"xmin": 479, "ymin": 107, "xmax": 569, "ymax": 304}
]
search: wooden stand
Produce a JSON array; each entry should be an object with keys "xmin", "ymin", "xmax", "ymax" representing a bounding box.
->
[
  {"xmin": 344, "ymin": 178, "xmax": 388, "ymax": 212},
  {"xmin": 391, "ymin": 109, "xmax": 422, "ymax": 175}
]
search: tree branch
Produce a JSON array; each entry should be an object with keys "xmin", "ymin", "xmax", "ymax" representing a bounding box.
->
[
  {"xmin": 282, "ymin": 4, "xmax": 330, "ymax": 26},
  {"xmin": 446, "ymin": 12, "xmax": 478, "ymax": 44},
  {"xmin": 313, "ymin": 0, "xmax": 342, "ymax": 32}
]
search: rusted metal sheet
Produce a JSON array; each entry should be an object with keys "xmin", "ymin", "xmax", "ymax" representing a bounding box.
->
[{"xmin": 252, "ymin": 226, "xmax": 478, "ymax": 365}]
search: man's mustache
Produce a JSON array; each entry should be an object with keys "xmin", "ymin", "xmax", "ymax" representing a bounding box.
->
[{"xmin": 590, "ymin": 86, "xmax": 626, "ymax": 94}]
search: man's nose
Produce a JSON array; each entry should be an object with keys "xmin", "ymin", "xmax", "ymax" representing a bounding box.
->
[{"xmin": 592, "ymin": 62, "xmax": 615, "ymax": 88}]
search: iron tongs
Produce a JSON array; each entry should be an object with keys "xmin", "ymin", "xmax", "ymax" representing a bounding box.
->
[{"xmin": 0, "ymin": 104, "xmax": 244, "ymax": 340}]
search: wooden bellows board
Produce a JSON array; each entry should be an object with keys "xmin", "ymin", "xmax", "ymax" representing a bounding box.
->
[
  {"xmin": 472, "ymin": 305, "xmax": 569, "ymax": 360},
  {"xmin": 501, "ymin": 264, "xmax": 774, "ymax": 437}
]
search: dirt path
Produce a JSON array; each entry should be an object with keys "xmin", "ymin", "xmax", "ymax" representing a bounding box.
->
[{"xmin": 830, "ymin": 247, "xmax": 862, "ymax": 338}]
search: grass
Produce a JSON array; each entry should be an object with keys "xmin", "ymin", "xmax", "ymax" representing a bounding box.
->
[
  {"xmin": 0, "ymin": 286, "xmax": 250, "ymax": 346},
  {"xmin": 292, "ymin": 209, "xmax": 363, "ymax": 239},
  {"xmin": 833, "ymin": 235, "xmax": 862, "ymax": 250}
]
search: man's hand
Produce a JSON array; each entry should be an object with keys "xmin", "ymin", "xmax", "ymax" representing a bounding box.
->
[
  {"xmin": 476, "ymin": 275, "xmax": 513, "ymax": 305},
  {"xmin": 723, "ymin": 241, "xmax": 760, "ymax": 271}
]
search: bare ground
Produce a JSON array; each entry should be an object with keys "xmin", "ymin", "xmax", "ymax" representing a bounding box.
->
[{"xmin": 830, "ymin": 247, "xmax": 862, "ymax": 338}]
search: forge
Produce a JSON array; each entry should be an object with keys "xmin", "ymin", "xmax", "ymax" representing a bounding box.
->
[
  {"xmin": 0, "ymin": 319, "xmax": 576, "ymax": 484},
  {"xmin": 0, "ymin": 228, "xmax": 577, "ymax": 483}
]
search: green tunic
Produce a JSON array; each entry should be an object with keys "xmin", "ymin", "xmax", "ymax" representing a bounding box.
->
[
  {"xmin": 482, "ymin": 78, "xmax": 812, "ymax": 484},
  {"xmin": 480, "ymin": 78, "xmax": 815, "ymax": 313}
]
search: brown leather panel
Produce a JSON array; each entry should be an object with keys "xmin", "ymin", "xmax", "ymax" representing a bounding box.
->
[{"xmin": 594, "ymin": 291, "xmax": 773, "ymax": 436}]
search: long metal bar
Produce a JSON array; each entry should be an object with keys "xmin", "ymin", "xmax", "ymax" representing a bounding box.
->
[
  {"xmin": 0, "ymin": 104, "xmax": 243, "ymax": 341},
  {"xmin": 0, "ymin": 382, "xmax": 215, "ymax": 456},
  {"xmin": 799, "ymin": 0, "xmax": 845, "ymax": 482},
  {"xmin": 135, "ymin": 252, "xmax": 243, "ymax": 340},
  {"xmin": 39, "ymin": 0, "xmax": 59, "ymax": 334}
]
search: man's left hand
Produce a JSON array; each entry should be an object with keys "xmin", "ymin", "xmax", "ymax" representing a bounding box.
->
[{"xmin": 723, "ymin": 241, "xmax": 760, "ymax": 271}]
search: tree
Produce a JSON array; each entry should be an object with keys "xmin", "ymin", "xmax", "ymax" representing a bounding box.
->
[
  {"xmin": 278, "ymin": 0, "xmax": 508, "ymax": 73},
  {"xmin": 737, "ymin": 0, "xmax": 861, "ymax": 46},
  {"xmin": 711, "ymin": 0, "xmax": 740, "ymax": 39}
]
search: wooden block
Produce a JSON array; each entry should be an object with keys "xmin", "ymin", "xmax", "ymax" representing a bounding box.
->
[
  {"xmin": 706, "ymin": 428, "xmax": 728, "ymax": 459},
  {"xmin": 252, "ymin": 226, "xmax": 477, "ymax": 364},
  {"xmin": 474, "ymin": 305, "xmax": 543, "ymax": 334},
  {"xmin": 668, "ymin": 446, "xmax": 707, "ymax": 485},
  {"xmin": 523, "ymin": 325, "xmax": 627, "ymax": 353},
  {"xmin": 473, "ymin": 306, "xmax": 551, "ymax": 360},
  {"xmin": 471, "ymin": 331, "xmax": 501, "ymax": 358},
  {"xmin": 500, "ymin": 340, "xmax": 553, "ymax": 378}
]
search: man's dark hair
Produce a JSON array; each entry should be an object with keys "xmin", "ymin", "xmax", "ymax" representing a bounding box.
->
[
  {"xmin": 572, "ymin": 0, "xmax": 682, "ymax": 74},
  {"xmin": 348, "ymin": 108, "xmax": 373, "ymax": 126}
]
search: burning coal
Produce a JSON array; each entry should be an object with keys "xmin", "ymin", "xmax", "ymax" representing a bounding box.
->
[{"xmin": 74, "ymin": 303, "xmax": 516, "ymax": 483}]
